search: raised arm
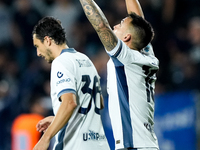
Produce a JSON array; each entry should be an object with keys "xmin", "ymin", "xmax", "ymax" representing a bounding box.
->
[
  {"xmin": 125, "ymin": 0, "xmax": 144, "ymax": 18},
  {"xmin": 79, "ymin": 0, "xmax": 118, "ymax": 51}
]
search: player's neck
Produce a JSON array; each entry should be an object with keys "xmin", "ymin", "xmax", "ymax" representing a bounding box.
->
[{"xmin": 53, "ymin": 44, "xmax": 69, "ymax": 58}]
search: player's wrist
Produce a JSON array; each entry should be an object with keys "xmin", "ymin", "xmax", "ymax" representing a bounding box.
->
[{"xmin": 41, "ymin": 129, "xmax": 53, "ymax": 142}]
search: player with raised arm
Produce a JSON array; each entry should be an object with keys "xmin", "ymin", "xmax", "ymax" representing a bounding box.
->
[
  {"xmin": 79, "ymin": 0, "xmax": 159, "ymax": 149},
  {"xmin": 32, "ymin": 17, "xmax": 110, "ymax": 150}
]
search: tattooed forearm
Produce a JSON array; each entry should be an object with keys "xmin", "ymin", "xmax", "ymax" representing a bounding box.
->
[
  {"xmin": 81, "ymin": 0, "xmax": 109, "ymax": 30},
  {"xmin": 98, "ymin": 29, "xmax": 118, "ymax": 51},
  {"xmin": 80, "ymin": 0, "xmax": 118, "ymax": 51}
]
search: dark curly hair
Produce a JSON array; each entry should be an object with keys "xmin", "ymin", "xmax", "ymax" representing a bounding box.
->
[{"xmin": 32, "ymin": 16, "xmax": 67, "ymax": 45}]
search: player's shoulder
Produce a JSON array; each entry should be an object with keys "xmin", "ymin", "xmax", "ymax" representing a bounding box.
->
[
  {"xmin": 52, "ymin": 54, "xmax": 73, "ymax": 70},
  {"xmin": 54, "ymin": 49, "xmax": 94, "ymax": 69},
  {"xmin": 54, "ymin": 48, "xmax": 77, "ymax": 62},
  {"xmin": 141, "ymin": 43, "xmax": 155, "ymax": 56}
]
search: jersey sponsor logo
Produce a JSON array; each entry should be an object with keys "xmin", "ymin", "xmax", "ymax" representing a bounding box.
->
[
  {"xmin": 83, "ymin": 130, "xmax": 106, "ymax": 141},
  {"xmin": 76, "ymin": 59, "xmax": 92, "ymax": 67},
  {"xmin": 56, "ymin": 78, "xmax": 71, "ymax": 86},
  {"xmin": 57, "ymin": 71, "xmax": 63, "ymax": 78}
]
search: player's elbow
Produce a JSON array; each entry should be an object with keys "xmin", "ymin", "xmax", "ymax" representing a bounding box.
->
[
  {"xmin": 61, "ymin": 93, "xmax": 77, "ymax": 110},
  {"xmin": 99, "ymin": 22, "xmax": 107, "ymax": 29},
  {"xmin": 95, "ymin": 22, "xmax": 109, "ymax": 32},
  {"xmin": 69, "ymin": 99, "xmax": 77, "ymax": 110}
]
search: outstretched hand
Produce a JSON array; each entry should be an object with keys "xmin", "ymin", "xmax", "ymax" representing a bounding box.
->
[{"xmin": 36, "ymin": 116, "xmax": 54, "ymax": 133}]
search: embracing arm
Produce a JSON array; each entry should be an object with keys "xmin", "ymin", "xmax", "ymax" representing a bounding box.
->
[
  {"xmin": 79, "ymin": 0, "xmax": 118, "ymax": 51},
  {"xmin": 33, "ymin": 93, "xmax": 77, "ymax": 150},
  {"xmin": 125, "ymin": 0, "xmax": 144, "ymax": 18}
]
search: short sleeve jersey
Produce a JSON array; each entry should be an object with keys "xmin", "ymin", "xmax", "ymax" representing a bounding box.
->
[
  {"xmin": 106, "ymin": 40, "xmax": 159, "ymax": 149},
  {"xmin": 50, "ymin": 48, "xmax": 110, "ymax": 150}
]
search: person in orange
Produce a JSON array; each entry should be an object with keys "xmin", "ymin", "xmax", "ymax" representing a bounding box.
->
[
  {"xmin": 11, "ymin": 94, "xmax": 49, "ymax": 150},
  {"xmin": 11, "ymin": 114, "xmax": 44, "ymax": 150}
]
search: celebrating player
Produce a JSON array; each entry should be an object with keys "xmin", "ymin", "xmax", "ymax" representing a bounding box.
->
[
  {"xmin": 32, "ymin": 17, "xmax": 110, "ymax": 150},
  {"xmin": 79, "ymin": 0, "xmax": 159, "ymax": 149}
]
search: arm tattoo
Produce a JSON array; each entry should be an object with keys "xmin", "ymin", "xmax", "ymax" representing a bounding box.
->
[
  {"xmin": 82, "ymin": 1, "xmax": 107, "ymax": 29},
  {"xmin": 99, "ymin": 29, "xmax": 118, "ymax": 51},
  {"xmin": 80, "ymin": 0, "xmax": 118, "ymax": 51}
]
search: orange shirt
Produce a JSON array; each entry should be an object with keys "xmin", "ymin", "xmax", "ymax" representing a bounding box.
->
[{"xmin": 11, "ymin": 114, "xmax": 44, "ymax": 150}]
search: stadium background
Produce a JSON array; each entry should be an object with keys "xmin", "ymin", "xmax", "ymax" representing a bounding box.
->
[{"xmin": 0, "ymin": 0, "xmax": 200, "ymax": 149}]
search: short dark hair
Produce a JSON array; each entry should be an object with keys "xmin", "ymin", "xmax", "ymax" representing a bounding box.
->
[
  {"xmin": 32, "ymin": 16, "xmax": 67, "ymax": 45},
  {"xmin": 129, "ymin": 13, "xmax": 154, "ymax": 50}
]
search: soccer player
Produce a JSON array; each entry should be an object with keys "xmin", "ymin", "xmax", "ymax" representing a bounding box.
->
[
  {"xmin": 79, "ymin": 0, "xmax": 159, "ymax": 150},
  {"xmin": 32, "ymin": 17, "xmax": 110, "ymax": 150}
]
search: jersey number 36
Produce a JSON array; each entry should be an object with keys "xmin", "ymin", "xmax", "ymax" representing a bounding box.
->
[{"xmin": 78, "ymin": 75, "xmax": 101, "ymax": 115}]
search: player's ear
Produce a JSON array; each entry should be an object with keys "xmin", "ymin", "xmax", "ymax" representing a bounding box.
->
[
  {"xmin": 123, "ymin": 33, "xmax": 131, "ymax": 42},
  {"xmin": 44, "ymin": 36, "xmax": 52, "ymax": 46}
]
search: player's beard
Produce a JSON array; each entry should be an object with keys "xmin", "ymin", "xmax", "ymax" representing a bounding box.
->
[{"xmin": 45, "ymin": 48, "xmax": 54, "ymax": 63}]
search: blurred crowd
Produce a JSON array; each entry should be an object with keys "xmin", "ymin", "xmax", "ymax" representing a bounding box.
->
[{"xmin": 0, "ymin": 0, "xmax": 200, "ymax": 149}]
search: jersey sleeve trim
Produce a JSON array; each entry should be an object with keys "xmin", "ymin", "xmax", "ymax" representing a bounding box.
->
[
  {"xmin": 106, "ymin": 39, "xmax": 122, "ymax": 57},
  {"xmin": 57, "ymin": 89, "xmax": 76, "ymax": 102}
]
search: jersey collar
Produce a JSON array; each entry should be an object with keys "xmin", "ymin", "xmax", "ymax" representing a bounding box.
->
[{"xmin": 60, "ymin": 48, "xmax": 77, "ymax": 55}]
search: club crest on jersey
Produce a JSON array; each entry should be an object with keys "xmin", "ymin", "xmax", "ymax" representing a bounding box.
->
[
  {"xmin": 57, "ymin": 71, "xmax": 63, "ymax": 78},
  {"xmin": 83, "ymin": 130, "xmax": 106, "ymax": 141}
]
